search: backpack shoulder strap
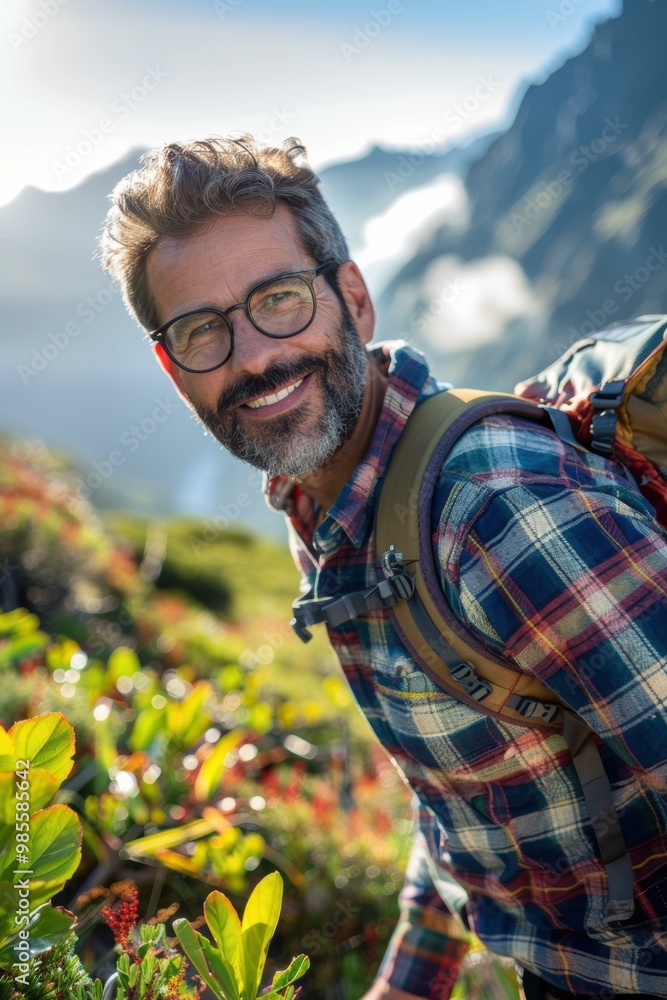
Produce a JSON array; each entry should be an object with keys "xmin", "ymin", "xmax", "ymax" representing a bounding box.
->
[
  {"xmin": 375, "ymin": 387, "xmax": 634, "ymax": 923},
  {"xmin": 375, "ymin": 387, "xmax": 564, "ymax": 728}
]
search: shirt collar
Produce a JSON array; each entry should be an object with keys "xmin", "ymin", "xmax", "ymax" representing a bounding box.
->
[{"xmin": 265, "ymin": 340, "xmax": 442, "ymax": 553}]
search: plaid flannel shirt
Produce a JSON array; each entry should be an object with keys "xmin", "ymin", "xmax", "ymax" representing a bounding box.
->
[{"xmin": 266, "ymin": 341, "xmax": 667, "ymax": 998}]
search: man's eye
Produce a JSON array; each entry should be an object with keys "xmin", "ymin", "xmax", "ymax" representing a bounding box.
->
[
  {"xmin": 166, "ymin": 313, "xmax": 226, "ymax": 353},
  {"xmin": 264, "ymin": 291, "xmax": 296, "ymax": 309},
  {"xmin": 184, "ymin": 317, "xmax": 227, "ymax": 341},
  {"xmin": 190, "ymin": 320, "xmax": 216, "ymax": 337},
  {"xmin": 254, "ymin": 285, "xmax": 307, "ymax": 314}
]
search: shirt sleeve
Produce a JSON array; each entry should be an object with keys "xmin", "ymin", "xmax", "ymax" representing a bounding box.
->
[
  {"xmin": 447, "ymin": 472, "xmax": 667, "ymax": 790},
  {"xmin": 378, "ymin": 799, "xmax": 473, "ymax": 999}
]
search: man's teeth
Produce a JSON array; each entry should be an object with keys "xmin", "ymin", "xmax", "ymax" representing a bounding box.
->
[{"xmin": 246, "ymin": 377, "xmax": 304, "ymax": 409}]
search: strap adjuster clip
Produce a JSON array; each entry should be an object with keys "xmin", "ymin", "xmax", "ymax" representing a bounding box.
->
[
  {"xmin": 589, "ymin": 380, "xmax": 625, "ymax": 410},
  {"xmin": 589, "ymin": 381, "xmax": 625, "ymax": 456},
  {"xmin": 511, "ymin": 696, "xmax": 561, "ymax": 724},
  {"xmin": 449, "ymin": 662, "xmax": 493, "ymax": 702},
  {"xmin": 291, "ymin": 615, "xmax": 312, "ymax": 643},
  {"xmin": 380, "ymin": 544, "xmax": 405, "ymax": 578},
  {"xmin": 378, "ymin": 545, "xmax": 416, "ymax": 603}
]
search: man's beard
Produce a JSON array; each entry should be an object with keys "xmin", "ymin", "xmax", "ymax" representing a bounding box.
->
[{"xmin": 192, "ymin": 318, "xmax": 369, "ymax": 478}]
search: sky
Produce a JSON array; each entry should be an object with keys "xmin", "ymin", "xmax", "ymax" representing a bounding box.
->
[{"xmin": 1, "ymin": 0, "xmax": 622, "ymax": 207}]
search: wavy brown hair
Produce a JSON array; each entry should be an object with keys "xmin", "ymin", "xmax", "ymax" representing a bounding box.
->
[{"xmin": 99, "ymin": 135, "xmax": 349, "ymax": 330}]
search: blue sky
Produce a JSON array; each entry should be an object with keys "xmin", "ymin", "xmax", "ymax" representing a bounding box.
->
[{"xmin": 1, "ymin": 0, "xmax": 622, "ymax": 206}]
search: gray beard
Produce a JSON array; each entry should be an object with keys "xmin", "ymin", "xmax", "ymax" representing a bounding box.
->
[{"xmin": 193, "ymin": 322, "xmax": 369, "ymax": 478}]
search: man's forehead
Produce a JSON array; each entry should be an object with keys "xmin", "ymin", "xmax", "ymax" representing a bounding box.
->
[
  {"xmin": 151, "ymin": 203, "xmax": 306, "ymax": 272},
  {"xmin": 146, "ymin": 202, "xmax": 313, "ymax": 320}
]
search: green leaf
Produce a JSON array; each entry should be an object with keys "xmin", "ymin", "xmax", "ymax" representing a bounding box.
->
[
  {"xmin": 194, "ymin": 730, "xmax": 245, "ymax": 802},
  {"xmin": 173, "ymin": 918, "xmax": 228, "ymax": 1000},
  {"xmin": 200, "ymin": 934, "xmax": 241, "ymax": 1000},
  {"xmin": 0, "ymin": 803, "xmax": 82, "ymax": 913},
  {"xmin": 0, "ymin": 729, "xmax": 12, "ymax": 771},
  {"xmin": 5, "ymin": 714, "xmax": 75, "ymax": 787},
  {"xmin": 127, "ymin": 704, "xmax": 166, "ymax": 752},
  {"xmin": 259, "ymin": 988, "xmax": 295, "ymax": 1000},
  {"xmin": 204, "ymin": 890, "xmax": 242, "ymax": 966},
  {"xmin": 124, "ymin": 816, "xmax": 215, "ymax": 858},
  {"xmin": 107, "ymin": 646, "xmax": 140, "ymax": 683},
  {"xmin": 93, "ymin": 713, "xmax": 118, "ymax": 773},
  {"xmin": 0, "ymin": 902, "xmax": 76, "ymax": 966},
  {"xmin": 239, "ymin": 872, "xmax": 283, "ymax": 999},
  {"xmin": 0, "ymin": 770, "xmax": 59, "ymax": 829},
  {"xmin": 0, "ymin": 608, "xmax": 41, "ymax": 638},
  {"xmin": 271, "ymin": 954, "xmax": 310, "ymax": 990},
  {"xmin": 166, "ymin": 682, "xmax": 212, "ymax": 746}
]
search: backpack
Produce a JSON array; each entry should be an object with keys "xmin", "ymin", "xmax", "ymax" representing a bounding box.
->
[{"xmin": 291, "ymin": 314, "xmax": 667, "ymax": 925}]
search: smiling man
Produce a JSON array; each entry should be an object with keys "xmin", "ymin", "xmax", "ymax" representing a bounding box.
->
[
  {"xmin": 101, "ymin": 136, "xmax": 667, "ymax": 1000},
  {"xmin": 144, "ymin": 201, "xmax": 384, "ymax": 513}
]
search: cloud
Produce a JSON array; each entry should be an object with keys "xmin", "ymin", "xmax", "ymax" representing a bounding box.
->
[
  {"xmin": 355, "ymin": 174, "xmax": 469, "ymax": 294},
  {"xmin": 0, "ymin": 0, "xmax": 580, "ymax": 206},
  {"xmin": 409, "ymin": 254, "xmax": 546, "ymax": 352}
]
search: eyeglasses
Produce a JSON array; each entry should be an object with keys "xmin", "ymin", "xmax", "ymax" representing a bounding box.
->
[{"xmin": 149, "ymin": 259, "xmax": 339, "ymax": 373}]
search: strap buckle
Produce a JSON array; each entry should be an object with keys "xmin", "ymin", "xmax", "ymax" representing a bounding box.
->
[
  {"xmin": 589, "ymin": 380, "xmax": 625, "ymax": 457},
  {"xmin": 510, "ymin": 695, "xmax": 561, "ymax": 724},
  {"xmin": 449, "ymin": 662, "xmax": 493, "ymax": 702},
  {"xmin": 290, "ymin": 615, "xmax": 313, "ymax": 643},
  {"xmin": 380, "ymin": 544, "xmax": 405, "ymax": 578},
  {"xmin": 378, "ymin": 545, "xmax": 416, "ymax": 602},
  {"xmin": 588, "ymin": 380, "xmax": 625, "ymax": 410}
]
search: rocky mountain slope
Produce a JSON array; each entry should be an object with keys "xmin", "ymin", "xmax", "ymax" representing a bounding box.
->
[{"xmin": 379, "ymin": 0, "xmax": 667, "ymax": 390}]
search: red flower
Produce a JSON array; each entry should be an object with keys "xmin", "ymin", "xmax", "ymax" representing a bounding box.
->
[{"xmin": 101, "ymin": 881, "xmax": 139, "ymax": 951}]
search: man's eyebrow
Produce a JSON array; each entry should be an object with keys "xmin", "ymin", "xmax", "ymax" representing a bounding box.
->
[
  {"xmin": 236, "ymin": 263, "xmax": 302, "ymax": 298},
  {"xmin": 160, "ymin": 260, "xmax": 321, "ymax": 328},
  {"xmin": 187, "ymin": 261, "xmax": 315, "ymax": 315}
]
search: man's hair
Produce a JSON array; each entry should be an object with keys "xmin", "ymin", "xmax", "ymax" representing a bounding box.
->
[{"xmin": 99, "ymin": 135, "xmax": 349, "ymax": 331}]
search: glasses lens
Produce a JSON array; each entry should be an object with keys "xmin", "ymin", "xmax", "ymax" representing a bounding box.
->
[
  {"xmin": 249, "ymin": 275, "xmax": 315, "ymax": 336},
  {"xmin": 164, "ymin": 311, "xmax": 231, "ymax": 371}
]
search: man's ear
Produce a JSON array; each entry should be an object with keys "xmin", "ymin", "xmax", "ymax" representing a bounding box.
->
[
  {"xmin": 335, "ymin": 261, "xmax": 375, "ymax": 346},
  {"xmin": 153, "ymin": 342, "xmax": 193, "ymax": 409}
]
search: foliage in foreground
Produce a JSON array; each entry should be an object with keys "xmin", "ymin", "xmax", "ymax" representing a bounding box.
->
[
  {"xmin": 0, "ymin": 712, "xmax": 308, "ymax": 999},
  {"xmin": 0, "ymin": 435, "xmax": 521, "ymax": 998},
  {"xmin": 173, "ymin": 873, "xmax": 308, "ymax": 1000}
]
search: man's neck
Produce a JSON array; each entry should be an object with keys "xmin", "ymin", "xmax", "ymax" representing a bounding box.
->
[{"xmin": 295, "ymin": 354, "xmax": 389, "ymax": 513}]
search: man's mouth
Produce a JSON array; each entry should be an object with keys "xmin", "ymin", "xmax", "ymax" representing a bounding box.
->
[{"xmin": 245, "ymin": 376, "xmax": 305, "ymax": 409}]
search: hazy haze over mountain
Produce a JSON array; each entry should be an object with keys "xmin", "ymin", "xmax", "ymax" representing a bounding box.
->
[{"xmin": 3, "ymin": 0, "xmax": 658, "ymax": 536}]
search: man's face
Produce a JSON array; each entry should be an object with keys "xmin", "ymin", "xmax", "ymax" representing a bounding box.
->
[{"xmin": 146, "ymin": 205, "xmax": 374, "ymax": 477}]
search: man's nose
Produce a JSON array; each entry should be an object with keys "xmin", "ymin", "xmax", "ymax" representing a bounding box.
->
[{"xmin": 227, "ymin": 310, "xmax": 289, "ymax": 375}]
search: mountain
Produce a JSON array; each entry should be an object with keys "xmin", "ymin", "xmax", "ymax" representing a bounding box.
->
[
  {"xmin": 3, "ymin": 0, "xmax": 660, "ymax": 532},
  {"xmin": 378, "ymin": 0, "xmax": 667, "ymax": 391},
  {"xmin": 0, "ymin": 129, "xmax": 494, "ymax": 536},
  {"xmin": 318, "ymin": 130, "xmax": 500, "ymax": 250}
]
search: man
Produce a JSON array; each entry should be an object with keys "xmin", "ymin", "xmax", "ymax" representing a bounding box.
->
[{"xmin": 101, "ymin": 135, "xmax": 667, "ymax": 1000}]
